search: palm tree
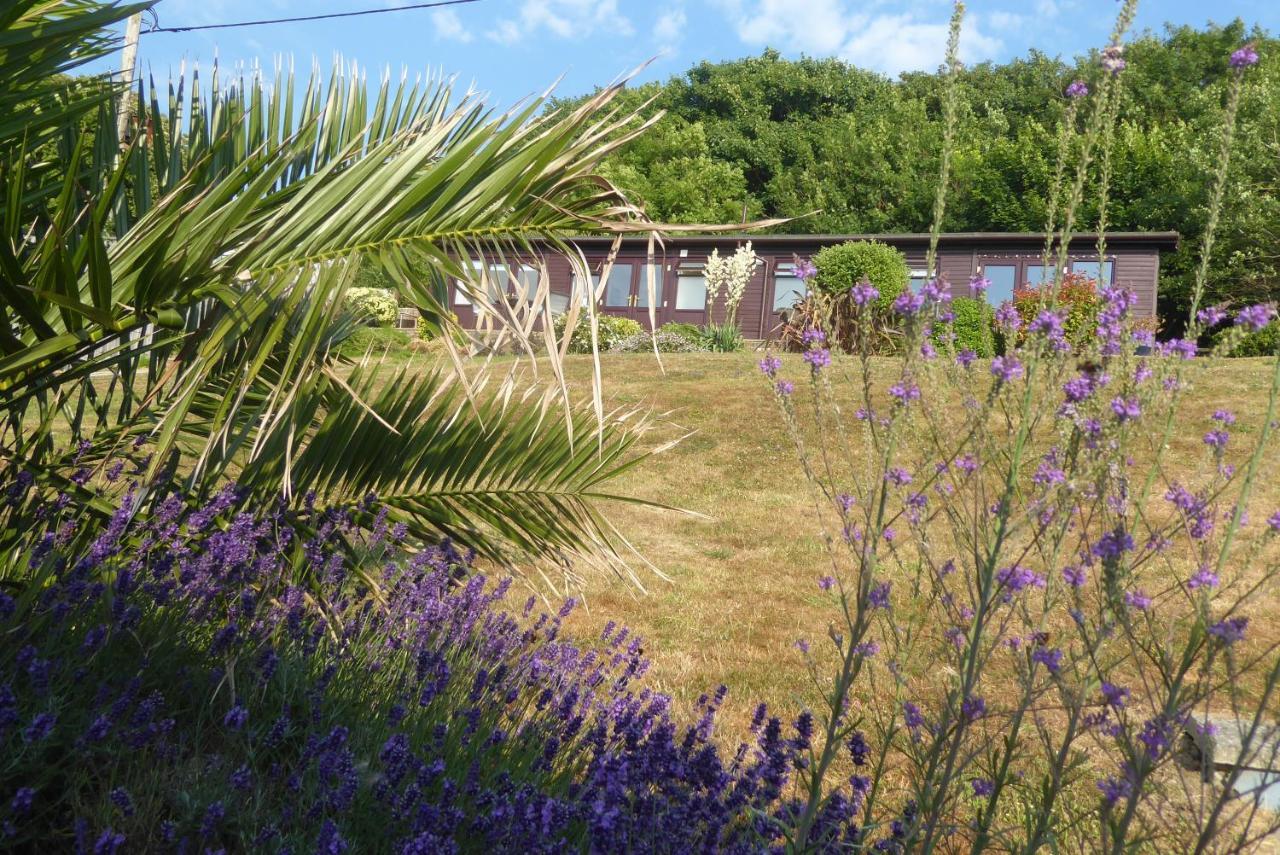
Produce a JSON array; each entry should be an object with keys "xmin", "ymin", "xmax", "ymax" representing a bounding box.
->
[{"xmin": 0, "ymin": 0, "xmax": 667, "ymax": 585}]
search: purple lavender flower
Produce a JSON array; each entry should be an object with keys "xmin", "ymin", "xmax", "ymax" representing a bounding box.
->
[
  {"xmin": 801, "ymin": 328, "xmax": 826, "ymax": 347},
  {"xmin": 903, "ymin": 701, "xmax": 925, "ymax": 730},
  {"xmin": 1032, "ymin": 647, "xmax": 1063, "ymax": 674},
  {"xmin": 956, "ymin": 349, "xmax": 976, "ymax": 367},
  {"xmin": 818, "ymin": 575, "xmax": 836, "ymax": 591},
  {"xmin": 850, "ymin": 282, "xmax": 880, "ymax": 306},
  {"xmin": 1094, "ymin": 528, "xmax": 1134, "ymax": 560},
  {"xmin": 1097, "ymin": 775, "xmax": 1133, "ymax": 806},
  {"xmin": 1269, "ymin": 510, "xmax": 1280, "ymax": 533},
  {"xmin": 223, "ymin": 704, "xmax": 248, "ymax": 730},
  {"xmin": 109, "ymin": 787, "xmax": 134, "ymax": 817},
  {"xmin": 794, "ymin": 258, "xmax": 818, "ymax": 281},
  {"xmin": 22, "ymin": 712, "xmax": 55, "ymax": 743},
  {"xmin": 1230, "ymin": 44, "xmax": 1259, "ymax": 68},
  {"xmin": 1208, "ymin": 616, "xmax": 1248, "ymax": 644},
  {"xmin": 996, "ymin": 565, "xmax": 1046, "ymax": 593},
  {"xmin": 1235, "ymin": 303, "xmax": 1276, "ymax": 332},
  {"xmin": 971, "ymin": 778, "xmax": 995, "ymax": 797},
  {"xmin": 758, "ymin": 354, "xmax": 782, "ymax": 378},
  {"xmin": 1101, "ymin": 682, "xmax": 1130, "ymax": 708},
  {"xmin": 1062, "ymin": 565, "xmax": 1087, "ymax": 587},
  {"xmin": 969, "ymin": 274, "xmax": 990, "ymax": 296},
  {"xmin": 886, "ymin": 467, "xmax": 913, "ymax": 486},
  {"xmin": 990, "ymin": 355, "xmax": 1024, "ymax": 384},
  {"xmin": 961, "ymin": 695, "xmax": 987, "ymax": 722},
  {"xmin": 868, "ymin": 581, "xmax": 891, "ymax": 609},
  {"xmin": 1124, "ymin": 590, "xmax": 1152, "ymax": 611},
  {"xmin": 794, "ymin": 638, "xmax": 810, "ymax": 654},
  {"xmin": 1065, "ymin": 80, "xmax": 1089, "ymax": 98},
  {"xmin": 1188, "ymin": 567, "xmax": 1220, "ymax": 590},
  {"xmin": 775, "ymin": 380, "xmax": 794, "ymax": 396},
  {"xmin": 10, "ymin": 787, "xmax": 35, "ymax": 814},
  {"xmin": 1213, "ymin": 409, "xmax": 1236, "ymax": 426}
]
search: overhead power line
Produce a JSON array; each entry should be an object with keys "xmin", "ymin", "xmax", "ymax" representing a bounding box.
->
[{"xmin": 144, "ymin": 0, "xmax": 480, "ymax": 34}]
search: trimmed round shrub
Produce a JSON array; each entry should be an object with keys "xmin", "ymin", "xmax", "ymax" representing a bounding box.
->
[
  {"xmin": 552, "ymin": 313, "xmax": 644, "ymax": 353},
  {"xmin": 934, "ymin": 296, "xmax": 995, "ymax": 357},
  {"xmin": 344, "ymin": 287, "xmax": 398, "ymax": 326},
  {"xmin": 1213, "ymin": 320, "xmax": 1279, "ymax": 357},
  {"xmin": 812, "ymin": 240, "xmax": 909, "ymax": 310},
  {"xmin": 611, "ymin": 331, "xmax": 708, "ymax": 353}
]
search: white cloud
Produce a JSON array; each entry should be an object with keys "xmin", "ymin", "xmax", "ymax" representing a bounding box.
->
[
  {"xmin": 654, "ymin": 6, "xmax": 687, "ymax": 44},
  {"xmin": 714, "ymin": 0, "xmax": 1003, "ymax": 76},
  {"xmin": 487, "ymin": 0, "xmax": 634, "ymax": 45},
  {"xmin": 431, "ymin": 9, "xmax": 474, "ymax": 43},
  {"xmin": 987, "ymin": 11, "xmax": 1025, "ymax": 32}
]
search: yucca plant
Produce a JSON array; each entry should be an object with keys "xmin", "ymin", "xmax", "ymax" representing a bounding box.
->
[{"xmin": 0, "ymin": 0, "xmax": 673, "ymax": 583}]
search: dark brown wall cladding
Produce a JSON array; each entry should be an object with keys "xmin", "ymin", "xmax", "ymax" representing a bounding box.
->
[{"xmin": 443, "ymin": 233, "xmax": 1178, "ymax": 334}]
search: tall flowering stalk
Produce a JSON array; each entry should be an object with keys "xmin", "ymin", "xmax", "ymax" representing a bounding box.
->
[
  {"xmin": 705, "ymin": 242, "xmax": 761, "ymax": 328},
  {"xmin": 760, "ymin": 22, "xmax": 1280, "ymax": 855}
]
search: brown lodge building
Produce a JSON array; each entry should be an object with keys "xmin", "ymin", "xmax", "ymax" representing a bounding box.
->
[{"xmin": 440, "ymin": 232, "xmax": 1179, "ymax": 340}]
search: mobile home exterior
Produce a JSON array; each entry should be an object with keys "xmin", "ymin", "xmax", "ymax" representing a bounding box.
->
[{"xmin": 441, "ymin": 232, "xmax": 1179, "ymax": 338}]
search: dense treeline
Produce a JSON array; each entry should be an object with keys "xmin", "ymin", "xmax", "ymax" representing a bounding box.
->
[{"xmin": 555, "ymin": 21, "xmax": 1279, "ymax": 333}]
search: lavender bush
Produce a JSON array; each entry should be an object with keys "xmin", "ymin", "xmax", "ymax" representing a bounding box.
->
[
  {"xmin": 0, "ymin": 472, "xmax": 837, "ymax": 852},
  {"xmin": 754, "ymin": 4, "xmax": 1280, "ymax": 851}
]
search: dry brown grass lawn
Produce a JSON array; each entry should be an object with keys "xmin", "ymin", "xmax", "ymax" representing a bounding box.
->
[{"xmin": 461, "ymin": 352, "xmax": 1280, "ymax": 746}]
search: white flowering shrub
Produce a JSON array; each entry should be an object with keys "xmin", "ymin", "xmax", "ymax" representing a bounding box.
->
[{"xmin": 344, "ymin": 287, "xmax": 398, "ymax": 326}]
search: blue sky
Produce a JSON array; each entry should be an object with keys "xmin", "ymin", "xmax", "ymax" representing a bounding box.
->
[{"xmin": 101, "ymin": 0, "xmax": 1279, "ymax": 106}]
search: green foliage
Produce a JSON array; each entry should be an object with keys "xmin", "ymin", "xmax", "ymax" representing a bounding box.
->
[
  {"xmin": 344, "ymin": 287, "xmax": 398, "ymax": 326},
  {"xmin": 1213, "ymin": 321, "xmax": 1280, "ymax": 357},
  {"xmin": 659, "ymin": 322, "xmax": 704, "ymax": 343},
  {"xmin": 564, "ymin": 25, "xmax": 1280, "ymax": 332},
  {"xmin": 698, "ymin": 322, "xmax": 745, "ymax": 353},
  {"xmin": 552, "ymin": 314, "xmax": 644, "ymax": 353},
  {"xmin": 334, "ymin": 325, "xmax": 411, "ymax": 358},
  {"xmin": 812, "ymin": 241, "xmax": 909, "ymax": 309},
  {"xmin": 935, "ymin": 297, "xmax": 995, "ymax": 357}
]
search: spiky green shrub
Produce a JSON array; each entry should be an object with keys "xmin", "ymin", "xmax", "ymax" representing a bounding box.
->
[
  {"xmin": 698, "ymin": 322, "xmax": 745, "ymax": 353},
  {"xmin": 812, "ymin": 241, "xmax": 909, "ymax": 310}
]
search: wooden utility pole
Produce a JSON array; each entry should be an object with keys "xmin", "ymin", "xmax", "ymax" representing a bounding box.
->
[{"xmin": 116, "ymin": 12, "xmax": 142, "ymax": 146}]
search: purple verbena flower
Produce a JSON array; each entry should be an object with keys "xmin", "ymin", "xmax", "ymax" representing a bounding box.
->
[
  {"xmin": 1235, "ymin": 303, "xmax": 1276, "ymax": 332},
  {"xmin": 990, "ymin": 355, "xmax": 1024, "ymax": 384},
  {"xmin": 850, "ymin": 282, "xmax": 880, "ymax": 307}
]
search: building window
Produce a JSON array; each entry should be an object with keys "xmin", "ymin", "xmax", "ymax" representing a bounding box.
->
[
  {"xmin": 637, "ymin": 264, "xmax": 663, "ymax": 309},
  {"xmin": 980, "ymin": 264, "xmax": 1018, "ymax": 305},
  {"xmin": 1072, "ymin": 260, "xmax": 1114, "ymax": 284},
  {"xmin": 675, "ymin": 268, "xmax": 707, "ymax": 311},
  {"xmin": 772, "ymin": 264, "xmax": 807, "ymax": 312},
  {"xmin": 1024, "ymin": 264, "xmax": 1055, "ymax": 286},
  {"xmin": 909, "ymin": 268, "xmax": 929, "ymax": 291}
]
